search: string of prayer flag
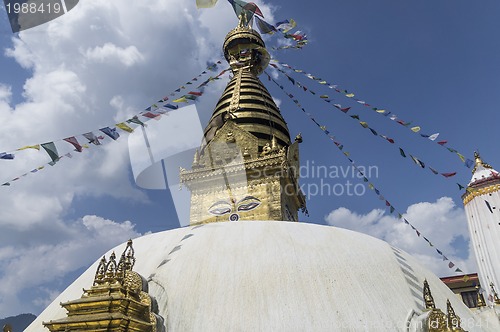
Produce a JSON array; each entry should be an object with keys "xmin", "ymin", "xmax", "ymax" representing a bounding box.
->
[
  {"xmin": 265, "ymin": 70, "xmax": 463, "ymax": 273},
  {"xmin": 272, "ymin": 63, "xmax": 467, "ymax": 187},
  {"xmin": 1, "ymin": 60, "xmax": 229, "ymax": 187},
  {"xmin": 271, "ymin": 59, "xmax": 471, "ymax": 167}
]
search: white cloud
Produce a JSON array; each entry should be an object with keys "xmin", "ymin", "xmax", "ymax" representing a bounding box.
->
[
  {"xmin": 0, "ymin": 215, "xmax": 141, "ymax": 316},
  {"xmin": 325, "ymin": 197, "xmax": 478, "ymax": 277},
  {"xmin": 85, "ymin": 43, "xmax": 144, "ymax": 66},
  {"xmin": 0, "ymin": 0, "xmax": 276, "ymax": 317}
]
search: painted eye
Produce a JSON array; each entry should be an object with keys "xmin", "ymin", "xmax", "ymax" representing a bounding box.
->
[
  {"xmin": 208, "ymin": 207, "xmax": 231, "ymax": 216},
  {"xmin": 237, "ymin": 201, "xmax": 260, "ymax": 211}
]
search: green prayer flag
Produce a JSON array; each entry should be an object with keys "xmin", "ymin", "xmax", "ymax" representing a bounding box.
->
[
  {"xmin": 41, "ymin": 142, "xmax": 59, "ymax": 163},
  {"xmin": 399, "ymin": 148, "xmax": 406, "ymax": 158}
]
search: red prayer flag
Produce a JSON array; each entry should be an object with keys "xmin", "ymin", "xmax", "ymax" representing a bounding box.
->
[
  {"xmin": 437, "ymin": 140, "xmax": 448, "ymax": 145},
  {"xmin": 441, "ymin": 172, "xmax": 457, "ymax": 178}
]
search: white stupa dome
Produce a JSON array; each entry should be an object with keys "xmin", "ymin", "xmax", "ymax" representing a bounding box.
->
[{"xmin": 27, "ymin": 221, "xmax": 491, "ymax": 331}]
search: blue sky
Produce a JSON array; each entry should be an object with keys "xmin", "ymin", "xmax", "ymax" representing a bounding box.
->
[{"xmin": 0, "ymin": 0, "xmax": 499, "ymax": 317}]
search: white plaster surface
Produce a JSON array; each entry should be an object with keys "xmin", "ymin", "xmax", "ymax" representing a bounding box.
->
[{"xmin": 28, "ymin": 221, "xmax": 495, "ymax": 331}]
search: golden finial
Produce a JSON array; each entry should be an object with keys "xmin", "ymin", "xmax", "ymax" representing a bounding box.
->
[
  {"xmin": 490, "ymin": 282, "xmax": 500, "ymax": 304},
  {"xmin": 476, "ymin": 285, "xmax": 486, "ymax": 307},
  {"xmin": 105, "ymin": 252, "xmax": 118, "ymax": 282},
  {"xmin": 295, "ymin": 133, "xmax": 303, "ymax": 143},
  {"xmin": 423, "ymin": 279, "xmax": 436, "ymax": 309},
  {"xmin": 93, "ymin": 256, "xmax": 107, "ymax": 285},
  {"xmin": 472, "ymin": 151, "xmax": 493, "ymax": 173},
  {"xmin": 446, "ymin": 299, "xmax": 463, "ymax": 330}
]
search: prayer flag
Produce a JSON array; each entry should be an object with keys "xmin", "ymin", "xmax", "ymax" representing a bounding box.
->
[
  {"xmin": 100, "ymin": 127, "xmax": 120, "ymax": 140},
  {"xmin": 441, "ymin": 172, "xmax": 457, "ymax": 178},
  {"xmin": 411, "ymin": 126, "xmax": 421, "ymax": 132},
  {"xmin": 196, "ymin": 0, "xmax": 218, "ymax": 8},
  {"xmin": 116, "ymin": 122, "xmax": 134, "ymax": 133},
  {"xmin": 17, "ymin": 145, "xmax": 40, "ymax": 151},
  {"xmin": 164, "ymin": 104, "xmax": 179, "ymax": 110},
  {"xmin": 256, "ymin": 16, "xmax": 277, "ymax": 35},
  {"xmin": 410, "ymin": 155, "xmax": 425, "ymax": 168},
  {"xmin": 0, "ymin": 152, "xmax": 14, "ymax": 160},
  {"xmin": 465, "ymin": 159, "xmax": 474, "ymax": 168},
  {"xmin": 437, "ymin": 140, "xmax": 448, "ymax": 146},
  {"xmin": 429, "ymin": 167, "xmax": 439, "ymax": 175},
  {"xmin": 276, "ymin": 19, "xmax": 296, "ymax": 33},
  {"xmin": 63, "ymin": 136, "xmax": 83, "ymax": 152},
  {"xmin": 83, "ymin": 132, "xmax": 101, "ymax": 145},
  {"xmin": 41, "ymin": 142, "xmax": 59, "ymax": 162},
  {"xmin": 173, "ymin": 97, "xmax": 189, "ymax": 103},
  {"xmin": 399, "ymin": 148, "xmax": 406, "ymax": 158},
  {"xmin": 429, "ymin": 133, "xmax": 439, "ymax": 141},
  {"xmin": 127, "ymin": 116, "xmax": 145, "ymax": 127}
]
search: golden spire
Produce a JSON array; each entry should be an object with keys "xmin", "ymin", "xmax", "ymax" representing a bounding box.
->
[
  {"xmin": 180, "ymin": 18, "xmax": 306, "ymax": 224},
  {"xmin": 472, "ymin": 151, "xmax": 493, "ymax": 173}
]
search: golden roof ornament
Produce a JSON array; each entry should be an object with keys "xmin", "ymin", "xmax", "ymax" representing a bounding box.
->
[
  {"xmin": 472, "ymin": 151, "xmax": 493, "ymax": 173},
  {"xmin": 43, "ymin": 239, "xmax": 166, "ymax": 332}
]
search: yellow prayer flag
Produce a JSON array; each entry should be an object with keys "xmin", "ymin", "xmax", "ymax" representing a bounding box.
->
[
  {"xmin": 359, "ymin": 121, "xmax": 369, "ymax": 128},
  {"xmin": 173, "ymin": 97, "xmax": 189, "ymax": 103},
  {"xmin": 346, "ymin": 93, "xmax": 355, "ymax": 98},
  {"xmin": 196, "ymin": 0, "xmax": 218, "ymax": 9},
  {"xmin": 319, "ymin": 81, "xmax": 327, "ymax": 85},
  {"xmin": 17, "ymin": 144, "xmax": 40, "ymax": 151},
  {"xmin": 457, "ymin": 153, "xmax": 465, "ymax": 162},
  {"xmin": 116, "ymin": 122, "xmax": 134, "ymax": 133},
  {"xmin": 376, "ymin": 109, "xmax": 386, "ymax": 113},
  {"xmin": 411, "ymin": 126, "xmax": 421, "ymax": 133}
]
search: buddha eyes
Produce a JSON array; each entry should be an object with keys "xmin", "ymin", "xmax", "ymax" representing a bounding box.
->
[
  {"xmin": 208, "ymin": 207, "xmax": 232, "ymax": 215},
  {"xmin": 208, "ymin": 196, "xmax": 261, "ymax": 215},
  {"xmin": 237, "ymin": 201, "xmax": 260, "ymax": 211},
  {"xmin": 208, "ymin": 201, "xmax": 232, "ymax": 216}
]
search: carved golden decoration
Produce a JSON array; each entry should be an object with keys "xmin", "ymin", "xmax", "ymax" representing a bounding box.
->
[
  {"xmin": 424, "ymin": 279, "xmax": 436, "ymax": 309},
  {"xmin": 446, "ymin": 299, "xmax": 464, "ymax": 331},
  {"xmin": 43, "ymin": 240, "xmax": 165, "ymax": 332}
]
